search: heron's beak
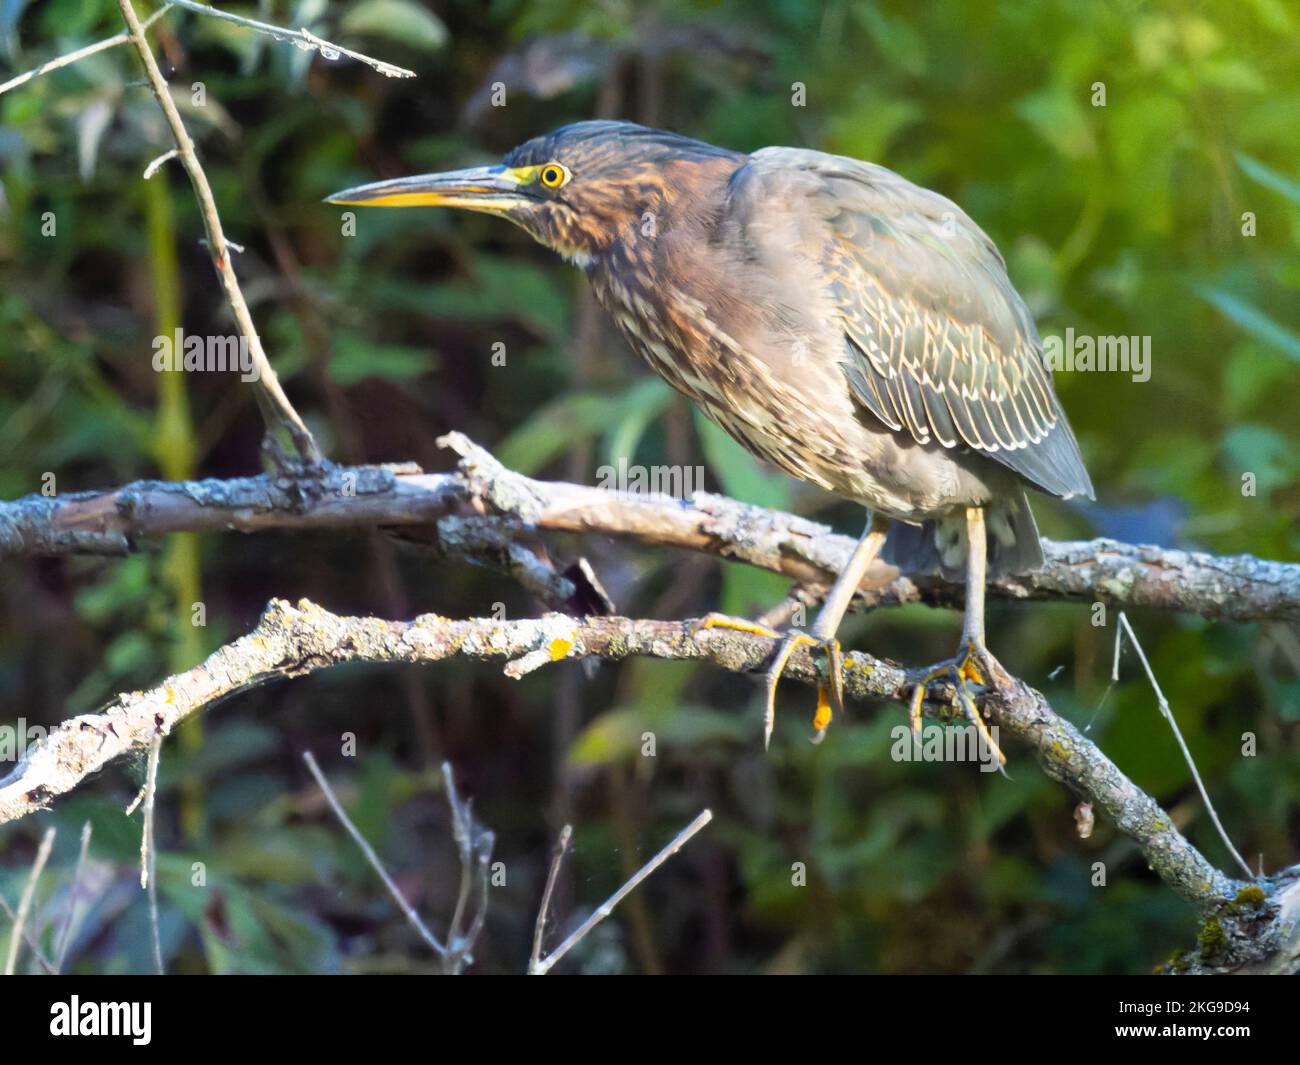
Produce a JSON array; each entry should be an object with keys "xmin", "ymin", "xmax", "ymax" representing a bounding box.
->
[{"xmin": 324, "ymin": 165, "xmax": 535, "ymax": 213}]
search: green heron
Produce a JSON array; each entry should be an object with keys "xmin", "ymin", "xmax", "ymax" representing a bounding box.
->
[{"xmin": 327, "ymin": 121, "xmax": 1093, "ymax": 756}]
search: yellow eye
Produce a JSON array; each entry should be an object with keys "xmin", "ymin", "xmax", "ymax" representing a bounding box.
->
[{"xmin": 539, "ymin": 163, "xmax": 569, "ymax": 189}]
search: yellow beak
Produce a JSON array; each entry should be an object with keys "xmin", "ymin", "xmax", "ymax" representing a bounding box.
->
[{"xmin": 324, "ymin": 165, "xmax": 536, "ymax": 213}]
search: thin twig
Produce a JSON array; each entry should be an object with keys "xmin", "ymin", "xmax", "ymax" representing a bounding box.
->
[
  {"xmin": 458, "ymin": 854, "xmax": 491, "ymax": 971},
  {"xmin": 444, "ymin": 765, "xmax": 473, "ymax": 955},
  {"xmin": 0, "ymin": 4, "xmax": 171, "ymax": 97},
  {"xmin": 441, "ymin": 762, "xmax": 494, "ymax": 974},
  {"xmin": 135, "ymin": 736, "xmax": 162, "ymax": 889},
  {"xmin": 0, "ymin": 892, "xmax": 56, "ymax": 974},
  {"xmin": 143, "ymin": 148, "xmax": 179, "ymax": 179},
  {"xmin": 3, "ymin": 826, "xmax": 55, "ymax": 975},
  {"xmin": 531, "ymin": 809, "xmax": 713, "ymax": 975},
  {"xmin": 166, "ymin": 0, "xmax": 415, "ymax": 79},
  {"xmin": 0, "ymin": 0, "xmax": 414, "ymax": 95},
  {"xmin": 530, "ymin": 824, "xmax": 572, "ymax": 973},
  {"xmin": 116, "ymin": 0, "xmax": 323, "ymax": 469},
  {"xmin": 301, "ymin": 750, "xmax": 448, "ymax": 958},
  {"xmin": 53, "ymin": 821, "xmax": 93, "ymax": 974},
  {"xmin": 1116, "ymin": 612, "xmax": 1254, "ymax": 879},
  {"xmin": 139, "ymin": 734, "xmax": 164, "ymax": 974}
]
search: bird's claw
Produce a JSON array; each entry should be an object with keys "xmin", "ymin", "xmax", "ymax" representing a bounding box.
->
[
  {"xmin": 908, "ymin": 638, "xmax": 1007, "ymax": 768},
  {"xmin": 695, "ymin": 613, "xmax": 845, "ymax": 747},
  {"xmin": 694, "ymin": 612, "xmax": 783, "ymax": 641},
  {"xmin": 764, "ymin": 631, "xmax": 843, "ymax": 749}
]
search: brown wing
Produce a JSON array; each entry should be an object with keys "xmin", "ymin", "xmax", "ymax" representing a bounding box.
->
[{"xmin": 746, "ymin": 148, "xmax": 1094, "ymax": 501}]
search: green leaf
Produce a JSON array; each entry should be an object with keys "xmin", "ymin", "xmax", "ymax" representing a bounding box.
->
[
  {"xmin": 341, "ymin": 0, "xmax": 448, "ymax": 52},
  {"xmin": 1015, "ymin": 86, "xmax": 1097, "ymax": 160},
  {"xmin": 601, "ymin": 376, "xmax": 674, "ymax": 468},
  {"xmin": 414, "ymin": 256, "xmax": 571, "ymax": 341},
  {"xmin": 104, "ymin": 630, "xmax": 154, "ymax": 677},
  {"xmin": 1222, "ymin": 425, "xmax": 1296, "ymax": 493},
  {"xmin": 569, "ymin": 703, "xmax": 749, "ymax": 766},
  {"xmin": 825, "ymin": 95, "xmax": 922, "ymax": 164},
  {"xmin": 495, "ymin": 392, "xmax": 622, "ymax": 474},
  {"xmin": 1222, "ymin": 343, "xmax": 1296, "ymax": 417},
  {"xmin": 1197, "ymin": 286, "xmax": 1300, "ymax": 366},
  {"xmin": 716, "ymin": 557, "xmax": 790, "ymax": 619},
  {"xmin": 851, "ymin": 4, "xmax": 928, "ymax": 77},
  {"xmin": 1236, "ymin": 152, "xmax": 1300, "ymax": 205},
  {"xmin": 329, "ymin": 330, "xmax": 437, "ymax": 386},
  {"xmin": 497, "ymin": 379, "xmax": 673, "ymax": 476},
  {"xmin": 75, "ymin": 555, "xmax": 150, "ymax": 622}
]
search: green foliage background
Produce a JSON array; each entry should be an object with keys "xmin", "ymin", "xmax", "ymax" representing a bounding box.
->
[{"xmin": 0, "ymin": 0, "xmax": 1297, "ymax": 974}]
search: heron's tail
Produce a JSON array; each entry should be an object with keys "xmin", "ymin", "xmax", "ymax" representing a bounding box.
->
[{"xmin": 882, "ymin": 492, "xmax": 1044, "ymax": 581}]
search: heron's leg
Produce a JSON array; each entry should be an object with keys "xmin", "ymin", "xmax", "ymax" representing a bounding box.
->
[
  {"xmin": 908, "ymin": 506, "xmax": 1006, "ymax": 767},
  {"xmin": 762, "ymin": 513, "xmax": 889, "ymax": 748},
  {"xmin": 961, "ymin": 503, "xmax": 987, "ymax": 667}
]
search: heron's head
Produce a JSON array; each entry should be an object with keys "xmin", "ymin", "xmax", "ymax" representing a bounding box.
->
[{"xmin": 325, "ymin": 120, "xmax": 744, "ymax": 266}]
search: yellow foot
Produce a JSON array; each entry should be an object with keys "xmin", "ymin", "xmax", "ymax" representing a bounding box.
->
[
  {"xmin": 810, "ymin": 684, "xmax": 833, "ymax": 746},
  {"xmin": 908, "ymin": 639, "xmax": 1006, "ymax": 768},
  {"xmin": 695, "ymin": 614, "xmax": 844, "ymax": 748},
  {"xmin": 764, "ymin": 631, "xmax": 842, "ymax": 749},
  {"xmin": 694, "ymin": 612, "xmax": 783, "ymax": 641}
]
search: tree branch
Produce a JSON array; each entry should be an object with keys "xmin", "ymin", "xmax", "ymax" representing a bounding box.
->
[
  {"xmin": 529, "ymin": 809, "xmax": 713, "ymax": 975},
  {"xmin": 3, "ymin": 433, "xmax": 1296, "ymax": 626},
  {"xmin": 165, "ymin": 0, "xmax": 416, "ymax": 80},
  {"xmin": 0, "ymin": 1, "xmax": 414, "ymax": 99},
  {"xmin": 116, "ymin": 0, "xmax": 322, "ymax": 469},
  {"xmin": 0, "ymin": 596, "xmax": 1247, "ymax": 909},
  {"xmin": 0, "ymin": 5, "xmax": 170, "ymax": 97}
]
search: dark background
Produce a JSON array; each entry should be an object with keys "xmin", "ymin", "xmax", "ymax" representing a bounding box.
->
[{"xmin": 0, "ymin": 0, "xmax": 1297, "ymax": 974}]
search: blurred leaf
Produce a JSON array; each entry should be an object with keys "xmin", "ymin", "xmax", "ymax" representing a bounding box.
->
[
  {"xmin": 103, "ymin": 630, "xmax": 154, "ymax": 677},
  {"xmin": 378, "ymin": 256, "xmax": 571, "ymax": 340},
  {"xmin": 1197, "ymin": 286, "xmax": 1300, "ymax": 366},
  {"xmin": 824, "ymin": 94, "xmax": 922, "ymax": 163},
  {"xmin": 219, "ymin": 829, "xmax": 326, "ymax": 882},
  {"xmin": 177, "ymin": 720, "xmax": 281, "ymax": 781},
  {"xmin": 158, "ymin": 857, "xmax": 337, "ymax": 974},
  {"xmin": 570, "ymin": 703, "xmax": 749, "ymax": 766},
  {"xmin": 35, "ymin": 0, "xmax": 103, "ymax": 39},
  {"xmin": 1015, "ymin": 86, "xmax": 1096, "ymax": 160},
  {"xmin": 1, "ymin": 0, "xmax": 31, "ymax": 61},
  {"xmin": 1242, "ymin": 0, "xmax": 1294, "ymax": 32},
  {"xmin": 851, "ymin": 3, "xmax": 927, "ymax": 77},
  {"xmin": 1236, "ymin": 152, "xmax": 1300, "ymax": 204},
  {"xmin": 716, "ymin": 556, "xmax": 790, "ymax": 618},
  {"xmin": 498, "ymin": 382, "xmax": 671, "ymax": 474},
  {"xmin": 1221, "ymin": 343, "xmax": 1296, "ymax": 417},
  {"xmin": 75, "ymin": 556, "xmax": 150, "ymax": 623},
  {"xmin": 598, "ymin": 376, "xmax": 672, "ymax": 467},
  {"xmin": 75, "ymin": 97, "xmax": 112, "ymax": 183},
  {"xmin": 1196, "ymin": 58, "xmax": 1267, "ymax": 93},
  {"xmin": 329, "ymin": 330, "xmax": 437, "ymax": 385},
  {"xmin": 1222, "ymin": 425, "xmax": 1295, "ymax": 492},
  {"xmin": 341, "ymin": 0, "xmax": 448, "ymax": 52}
]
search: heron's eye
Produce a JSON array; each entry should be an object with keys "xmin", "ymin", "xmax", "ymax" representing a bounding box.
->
[{"xmin": 539, "ymin": 163, "xmax": 569, "ymax": 190}]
